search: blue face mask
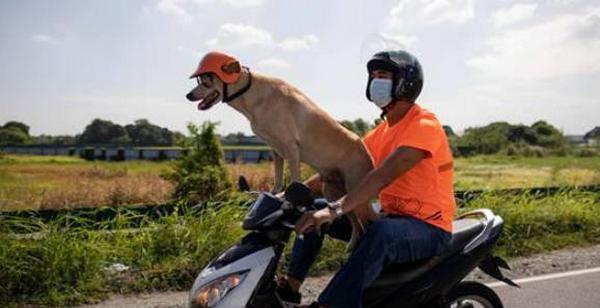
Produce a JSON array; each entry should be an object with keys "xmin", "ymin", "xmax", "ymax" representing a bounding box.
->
[{"xmin": 369, "ymin": 78, "xmax": 393, "ymax": 108}]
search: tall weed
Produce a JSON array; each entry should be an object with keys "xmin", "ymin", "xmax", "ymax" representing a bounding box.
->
[
  {"xmin": 0, "ymin": 196, "xmax": 247, "ymax": 306},
  {"xmin": 464, "ymin": 190, "xmax": 600, "ymax": 257}
]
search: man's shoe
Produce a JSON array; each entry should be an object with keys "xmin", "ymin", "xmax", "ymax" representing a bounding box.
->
[{"xmin": 275, "ymin": 278, "xmax": 302, "ymax": 306}]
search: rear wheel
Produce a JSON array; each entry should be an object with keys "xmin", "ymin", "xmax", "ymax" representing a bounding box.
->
[{"xmin": 446, "ymin": 281, "xmax": 503, "ymax": 308}]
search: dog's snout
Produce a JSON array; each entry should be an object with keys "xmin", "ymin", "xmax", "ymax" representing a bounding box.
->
[{"xmin": 186, "ymin": 92, "xmax": 195, "ymax": 101}]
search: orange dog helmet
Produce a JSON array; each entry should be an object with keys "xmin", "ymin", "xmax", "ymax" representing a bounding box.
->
[{"xmin": 190, "ymin": 51, "xmax": 242, "ymax": 84}]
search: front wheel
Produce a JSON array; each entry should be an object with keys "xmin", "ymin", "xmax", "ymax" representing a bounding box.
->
[{"xmin": 445, "ymin": 281, "xmax": 503, "ymax": 308}]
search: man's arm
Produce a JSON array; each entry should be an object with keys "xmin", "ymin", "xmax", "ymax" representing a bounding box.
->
[
  {"xmin": 295, "ymin": 146, "xmax": 425, "ymax": 234},
  {"xmin": 338, "ymin": 146, "xmax": 425, "ymax": 214}
]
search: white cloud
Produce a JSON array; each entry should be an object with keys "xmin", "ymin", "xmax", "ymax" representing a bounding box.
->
[
  {"xmin": 257, "ymin": 58, "xmax": 290, "ymax": 70},
  {"xmin": 32, "ymin": 34, "xmax": 55, "ymax": 43},
  {"xmin": 380, "ymin": 33, "xmax": 417, "ymax": 48},
  {"xmin": 206, "ymin": 23, "xmax": 319, "ymax": 52},
  {"xmin": 279, "ymin": 34, "xmax": 319, "ymax": 51},
  {"xmin": 206, "ymin": 23, "xmax": 274, "ymax": 50},
  {"xmin": 157, "ymin": 0, "xmax": 266, "ymax": 20},
  {"xmin": 468, "ymin": 8, "xmax": 600, "ymax": 80},
  {"xmin": 388, "ymin": 0, "xmax": 476, "ymax": 28},
  {"xmin": 193, "ymin": 0, "xmax": 266, "ymax": 8},
  {"xmin": 493, "ymin": 3, "xmax": 538, "ymax": 28},
  {"xmin": 156, "ymin": 0, "xmax": 193, "ymax": 23},
  {"xmin": 175, "ymin": 45, "xmax": 203, "ymax": 57}
]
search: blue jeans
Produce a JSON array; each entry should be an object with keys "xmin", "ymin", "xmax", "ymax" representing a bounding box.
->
[{"xmin": 287, "ymin": 210, "xmax": 451, "ymax": 308}]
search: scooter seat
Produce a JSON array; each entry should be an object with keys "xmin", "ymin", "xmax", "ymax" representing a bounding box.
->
[{"xmin": 368, "ymin": 218, "xmax": 484, "ymax": 288}]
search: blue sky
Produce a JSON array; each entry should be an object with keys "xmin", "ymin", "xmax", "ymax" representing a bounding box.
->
[{"xmin": 1, "ymin": 0, "xmax": 599, "ymax": 136}]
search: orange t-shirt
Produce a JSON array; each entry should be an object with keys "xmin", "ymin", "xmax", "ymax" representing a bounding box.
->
[{"xmin": 363, "ymin": 103, "xmax": 456, "ymax": 232}]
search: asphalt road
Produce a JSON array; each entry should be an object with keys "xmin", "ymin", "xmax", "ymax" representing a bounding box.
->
[
  {"xmin": 81, "ymin": 267, "xmax": 600, "ymax": 308},
  {"xmin": 489, "ymin": 267, "xmax": 600, "ymax": 308}
]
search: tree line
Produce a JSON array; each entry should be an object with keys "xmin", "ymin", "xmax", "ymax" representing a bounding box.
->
[
  {"xmin": 0, "ymin": 119, "xmax": 184, "ymax": 147},
  {"xmin": 340, "ymin": 118, "xmax": 598, "ymax": 157},
  {"xmin": 1, "ymin": 118, "xmax": 598, "ymax": 157}
]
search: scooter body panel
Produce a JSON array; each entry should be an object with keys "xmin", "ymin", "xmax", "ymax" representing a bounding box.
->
[
  {"xmin": 365, "ymin": 230, "xmax": 502, "ymax": 308},
  {"xmin": 189, "ymin": 234, "xmax": 276, "ymax": 307}
]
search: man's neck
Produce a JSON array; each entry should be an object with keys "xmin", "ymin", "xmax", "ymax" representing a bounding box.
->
[{"xmin": 386, "ymin": 101, "xmax": 414, "ymax": 126}]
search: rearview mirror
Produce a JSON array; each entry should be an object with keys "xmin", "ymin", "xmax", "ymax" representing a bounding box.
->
[
  {"xmin": 238, "ymin": 175, "xmax": 250, "ymax": 192},
  {"xmin": 284, "ymin": 182, "xmax": 314, "ymax": 208}
]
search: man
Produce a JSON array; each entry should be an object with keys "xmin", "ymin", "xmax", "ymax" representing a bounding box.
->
[{"xmin": 277, "ymin": 50, "xmax": 456, "ymax": 308}]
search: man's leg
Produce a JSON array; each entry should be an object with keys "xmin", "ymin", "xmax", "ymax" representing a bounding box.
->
[
  {"xmin": 318, "ymin": 217, "xmax": 451, "ymax": 308},
  {"xmin": 285, "ymin": 214, "xmax": 353, "ymax": 287},
  {"xmin": 283, "ymin": 177, "xmax": 350, "ymax": 292}
]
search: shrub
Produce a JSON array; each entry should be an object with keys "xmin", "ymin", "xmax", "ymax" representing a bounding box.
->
[
  {"xmin": 162, "ymin": 122, "xmax": 231, "ymax": 205},
  {"xmin": 0, "ymin": 126, "xmax": 31, "ymax": 146},
  {"xmin": 504, "ymin": 144, "xmax": 547, "ymax": 157},
  {"xmin": 573, "ymin": 147, "xmax": 598, "ymax": 157},
  {"xmin": 81, "ymin": 147, "xmax": 95, "ymax": 161},
  {"xmin": 455, "ymin": 121, "xmax": 567, "ymax": 156}
]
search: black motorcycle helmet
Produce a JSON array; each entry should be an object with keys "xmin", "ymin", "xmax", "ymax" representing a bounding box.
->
[{"xmin": 366, "ymin": 50, "xmax": 424, "ymax": 104}]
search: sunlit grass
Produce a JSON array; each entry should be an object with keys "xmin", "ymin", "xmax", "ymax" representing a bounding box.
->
[
  {"xmin": 453, "ymin": 155, "xmax": 600, "ymax": 189},
  {"xmin": 0, "ymin": 156, "xmax": 171, "ymax": 211},
  {"xmin": 1, "ymin": 154, "xmax": 599, "ymax": 211}
]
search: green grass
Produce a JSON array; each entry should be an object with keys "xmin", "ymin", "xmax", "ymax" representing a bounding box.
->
[
  {"xmin": 0, "ymin": 154, "xmax": 168, "ymax": 173},
  {"xmin": 458, "ymin": 155, "xmax": 600, "ymax": 170},
  {"xmin": 222, "ymin": 145, "xmax": 271, "ymax": 151},
  {"xmin": 2, "ymin": 154, "xmax": 599, "ymax": 211},
  {"xmin": 0, "ymin": 194, "xmax": 249, "ymax": 306},
  {"xmin": 465, "ymin": 190, "xmax": 600, "ymax": 258},
  {"xmin": 454, "ymin": 155, "xmax": 600, "ymax": 189},
  {"xmin": 1, "ymin": 190, "xmax": 599, "ymax": 306}
]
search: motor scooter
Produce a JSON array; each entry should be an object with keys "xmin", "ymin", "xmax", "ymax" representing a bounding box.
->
[{"xmin": 188, "ymin": 181, "xmax": 517, "ymax": 308}]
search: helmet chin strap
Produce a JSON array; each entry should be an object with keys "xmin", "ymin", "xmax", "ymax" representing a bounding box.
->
[{"xmin": 223, "ymin": 67, "xmax": 252, "ymax": 103}]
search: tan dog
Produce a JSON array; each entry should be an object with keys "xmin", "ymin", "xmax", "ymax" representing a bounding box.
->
[{"xmin": 186, "ymin": 51, "xmax": 378, "ymax": 239}]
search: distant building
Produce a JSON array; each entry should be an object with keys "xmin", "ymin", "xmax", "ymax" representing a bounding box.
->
[
  {"xmin": 0, "ymin": 144, "xmax": 272, "ymax": 163},
  {"xmin": 584, "ymin": 127, "xmax": 600, "ymax": 146},
  {"xmin": 566, "ymin": 135, "xmax": 586, "ymax": 145}
]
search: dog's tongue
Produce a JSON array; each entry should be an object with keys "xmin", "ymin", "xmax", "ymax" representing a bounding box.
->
[
  {"xmin": 197, "ymin": 92, "xmax": 218, "ymax": 110},
  {"xmin": 196, "ymin": 97, "xmax": 208, "ymax": 110}
]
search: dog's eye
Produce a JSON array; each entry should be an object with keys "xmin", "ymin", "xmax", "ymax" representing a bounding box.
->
[{"xmin": 198, "ymin": 75, "xmax": 212, "ymax": 87}]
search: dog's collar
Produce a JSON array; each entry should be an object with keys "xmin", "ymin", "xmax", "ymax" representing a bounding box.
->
[{"xmin": 223, "ymin": 67, "xmax": 252, "ymax": 103}]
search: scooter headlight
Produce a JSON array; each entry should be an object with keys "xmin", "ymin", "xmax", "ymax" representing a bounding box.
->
[{"xmin": 190, "ymin": 271, "xmax": 248, "ymax": 308}]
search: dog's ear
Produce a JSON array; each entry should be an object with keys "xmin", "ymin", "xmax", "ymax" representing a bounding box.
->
[{"xmin": 221, "ymin": 61, "xmax": 241, "ymax": 75}]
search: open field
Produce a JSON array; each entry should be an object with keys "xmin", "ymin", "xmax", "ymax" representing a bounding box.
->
[
  {"xmin": 0, "ymin": 155, "xmax": 171, "ymax": 212},
  {"xmin": 1, "ymin": 154, "xmax": 599, "ymax": 211},
  {"xmin": 454, "ymin": 155, "xmax": 600, "ymax": 189}
]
